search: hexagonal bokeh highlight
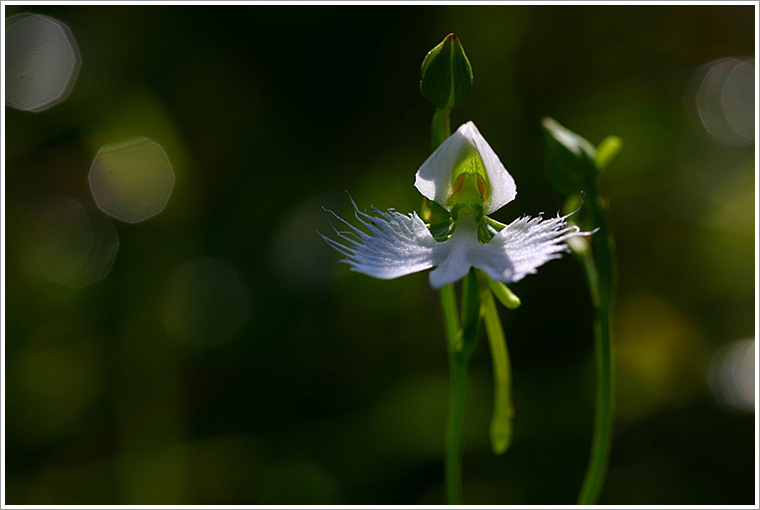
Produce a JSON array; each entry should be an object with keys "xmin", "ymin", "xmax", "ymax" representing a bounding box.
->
[
  {"xmin": 693, "ymin": 57, "xmax": 755, "ymax": 145},
  {"xmin": 89, "ymin": 137, "xmax": 175, "ymax": 223},
  {"xmin": 5, "ymin": 13, "xmax": 81, "ymax": 112}
]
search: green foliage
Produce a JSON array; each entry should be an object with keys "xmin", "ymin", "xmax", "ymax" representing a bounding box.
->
[
  {"xmin": 542, "ymin": 118, "xmax": 620, "ymax": 505},
  {"xmin": 542, "ymin": 118, "xmax": 624, "ymax": 204}
]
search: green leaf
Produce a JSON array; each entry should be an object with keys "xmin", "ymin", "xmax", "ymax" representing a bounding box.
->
[
  {"xmin": 420, "ymin": 33, "xmax": 473, "ymax": 110},
  {"xmin": 542, "ymin": 117, "xmax": 596, "ymax": 196}
]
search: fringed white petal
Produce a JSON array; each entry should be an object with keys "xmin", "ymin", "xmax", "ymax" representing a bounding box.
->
[
  {"xmin": 414, "ymin": 121, "xmax": 517, "ymax": 214},
  {"xmin": 322, "ymin": 199, "xmax": 586, "ymax": 289},
  {"xmin": 321, "ymin": 199, "xmax": 445, "ymax": 280},
  {"xmin": 477, "ymin": 213, "xmax": 585, "ymax": 284}
]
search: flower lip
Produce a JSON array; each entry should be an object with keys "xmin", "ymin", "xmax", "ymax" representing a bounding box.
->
[{"xmin": 414, "ymin": 121, "xmax": 517, "ymax": 215}]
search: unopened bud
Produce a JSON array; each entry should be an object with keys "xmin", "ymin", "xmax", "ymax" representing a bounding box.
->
[{"xmin": 420, "ymin": 33, "xmax": 473, "ymax": 110}]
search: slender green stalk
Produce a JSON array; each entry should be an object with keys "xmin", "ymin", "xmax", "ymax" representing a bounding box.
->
[
  {"xmin": 444, "ymin": 269, "xmax": 480, "ymax": 504},
  {"xmin": 431, "ymin": 108, "xmax": 452, "ymax": 152},
  {"xmin": 445, "ymin": 349, "xmax": 468, "ymax": 505},
  {"xmin": 433, "ymin": 105, "xmax": 458, "ymax": 351},
  {"xmin": 430, "ymin": 105, "xmax": 468, "ymax": 505},
  {"xmin": 431, "ymin": 106, "xmax": 481, "ymax": 505},
  {"xmin": 439, "ymin": 284, "xmax": 461, "ymax": 350},
  {"xmin": 577, "ymin": 187, "xmax": 616, "ymax": 505}
]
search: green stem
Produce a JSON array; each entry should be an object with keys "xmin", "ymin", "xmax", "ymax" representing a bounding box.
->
[
  {"xmin": 431, "ymin": 104, "xmax": 474, "ymax": 505},
  {"xmin": 431, "ymin": 108, "xmax": 452, "ymax": 152},
  {"xmin": 439, "ymin": 283, "xmax": 464, "ymax": 505},
  {"xmin": 439, "ymin": 284, "xmax": 461, "ymax": 351},
  {"xmin": 443, "ymin": 269, "xmax": 479, "ymax": 505},
  {"xmin": 445, "ymin": 354, "xmax": 468, "ymax": 505},
  {"xmin": 434, "ymin": 106, "xmax": 459, "ymax": 350},
  {"xmin": 577, "ymin": 187, "xmax": 616, "ymax": 505}
]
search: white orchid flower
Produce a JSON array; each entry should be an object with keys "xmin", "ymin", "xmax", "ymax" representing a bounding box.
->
[{"xmin": 323, "ymin": 121, "xmax": 587, "ymax": 290}]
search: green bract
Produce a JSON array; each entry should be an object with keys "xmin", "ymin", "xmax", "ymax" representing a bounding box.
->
[
  {"xmin": 420, "ymin": 33, "xmax": 473, "ymax": 110},
  {"xmin": 595, "ymin": 135, "xmax": 623, "ymax": 172},
  {"xmin": 542, "ymin": 117, "xmax": 597, "ymax": 196}
]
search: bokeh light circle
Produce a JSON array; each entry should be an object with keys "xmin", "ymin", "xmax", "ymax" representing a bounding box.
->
[
  {"xmin": 89, "ymin": 137, "xmax": 175, "ymax": 223},
  {"xmin": 709, "ymin": 338, "xmax": 755, "ymax": 413},
  {"xmin": 691, "ymin": 57, "xmax": 755, "ymax": 145},
  {"xmin": 5, "ymin": 13, "xmax": 81, "ymax": 112},
  {"xmin": 721, "ymin": 59, "xmax": 755, "ymax": 142}
]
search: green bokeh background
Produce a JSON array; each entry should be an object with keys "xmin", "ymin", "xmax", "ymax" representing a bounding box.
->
[{"xmin": 4, "ymin": 4, "xmax": 755, "ymax": 505}]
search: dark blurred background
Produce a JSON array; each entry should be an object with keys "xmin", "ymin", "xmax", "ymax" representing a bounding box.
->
[{"xmin": 3, "ymin": 4, "xmax": 755, "ymax": 505}]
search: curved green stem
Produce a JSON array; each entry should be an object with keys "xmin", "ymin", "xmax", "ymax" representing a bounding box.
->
[{"xmin": 577, "ymin": 187, "xmax": 616, "ymax": 505}]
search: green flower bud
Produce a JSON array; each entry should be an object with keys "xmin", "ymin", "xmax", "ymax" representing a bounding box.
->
[
  {"xmin": 420, "ymin": 33, "xmax": 473, "ymax": 110},
  {"xmin": 542, "ymin": 117, "xmax": 597, "ymax": 196}
]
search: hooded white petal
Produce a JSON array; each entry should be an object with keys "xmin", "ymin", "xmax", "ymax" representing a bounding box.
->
[
  {"xmin": 427, "ymin": 212, "xmax": 584, "ymax": 289},
  {"xmin": 414, "ymin": 121, "xmax": 517, "ymax": 214},
  {"xmin": 321, "ymin": 200, "xmax": 445, "ymax": 280}
]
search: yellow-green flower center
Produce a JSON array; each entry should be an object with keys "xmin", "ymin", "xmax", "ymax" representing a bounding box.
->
[{"xmin": 447, "ymin": 146, "xmax": 490, "ymax": 209}]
